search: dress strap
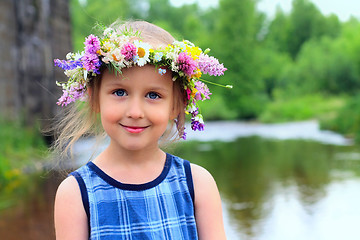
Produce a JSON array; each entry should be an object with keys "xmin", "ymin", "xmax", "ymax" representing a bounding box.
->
[
  {"xmin": 69, "ymin": 171, "xmax": 90, "ymax": 229},
  {"xmin": 183, "ymin": 160, "xmax": 195, "ymax": 203}
]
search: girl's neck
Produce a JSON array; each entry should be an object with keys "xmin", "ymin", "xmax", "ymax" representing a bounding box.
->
[
  {"xmin": 93, "ymin": 143, "xmax": 167, "ymax": 185},
  {"xmin": 94, "ymin": 140, "xmax": 165, "ymax": 169}
]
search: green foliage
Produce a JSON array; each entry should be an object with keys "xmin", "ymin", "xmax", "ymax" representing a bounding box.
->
[
  {"xmin": 0, "ymin": 120, "xmax": 47, "ymax": 208},
  {"xmin": 254, "ymin": 47, "xmax": 292, "ymax": 99},
  {"xmin": 197, "ymin": 94, "xmax": 238, "ymax": 121},
  {"xmin": 259, "ymin": 94, "xmax": 346, "ymax": 123},
  {"xmin": 215, "ymin": 0, "xmax": 268, "ymax": 119},
  {"xmin": 279, "ymin": 37, "xmax": 359, "ymax": 95},
  {"xmin": 277, "ymin": 19, "xmax": 360, "ymax": 97},
  {"xmin": 285, "ymin": 0, "xmax": 341, "ymax": 58},
  {"xmin": 320, "ymin": 94, "xmax": 360, "ymax": 140}
]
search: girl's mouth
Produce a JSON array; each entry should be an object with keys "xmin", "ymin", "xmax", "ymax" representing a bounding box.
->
[{"xmin": 121, "ymin": 124, "xmax": 148, "ymax": 133}]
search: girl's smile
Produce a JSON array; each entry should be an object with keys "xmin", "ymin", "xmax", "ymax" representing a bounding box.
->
[{"xmin": 120, "ymin": 124, "xmax": 149, "ymax": 134}]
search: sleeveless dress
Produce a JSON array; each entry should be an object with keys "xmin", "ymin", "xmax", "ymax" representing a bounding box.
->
[{"xmin": 70, "ymin": 153, "xmax": 198, "ymax": 240}]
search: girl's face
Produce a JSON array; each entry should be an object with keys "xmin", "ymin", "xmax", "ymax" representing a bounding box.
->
[{"xmin": 98, "ymin": 65, "xmax": 177, "ymax": 152}]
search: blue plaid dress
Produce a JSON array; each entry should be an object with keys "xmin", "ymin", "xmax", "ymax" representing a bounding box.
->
[{"xmin": 70, "ymin": 153, "xmax": 198, "ymax": 239}]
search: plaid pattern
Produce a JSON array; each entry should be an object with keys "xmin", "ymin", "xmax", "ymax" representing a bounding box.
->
[{"xmin": 71, "ymin": 153, "xmax": 198, "ymax": 240}]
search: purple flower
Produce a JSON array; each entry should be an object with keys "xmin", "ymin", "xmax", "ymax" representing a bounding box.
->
[
  {"xmin": 198, "ymin": 54, "xmax": 227, "ymax": 76},
  {"xmin": 57, "ymin": 83, "xmax": 86, "ymax": 106},
  {"xmin": 194, "ymin": 81, "xmax": 211, "ymax": 101},
  {"xmin": 82, "ymin": 54, "xmax": 101, "ymax": 73},
  {"xmin": 54, "ymin": 59, "xmax": 82, "ymax": 71},
  {"xmin": 121, "ymin": 42, "xmax": 137, "ymax": 61},
  {"xmin": 190, "ymin": 107, "xmax": 199, "ymax": 117},
  {"xmin": 84, "ymin": 34, "xmax": 101, "ymax": 54},
  {"xmin": 191, "ymin": 119, "xmax": 204, "ymax": 131},
  {"xmin": 181, "ymin": 131, "xmax": 187, "ymax": 140},
  {"xmin": 177, "ymin": 52, "xmax": 197, "ymax": 77}
]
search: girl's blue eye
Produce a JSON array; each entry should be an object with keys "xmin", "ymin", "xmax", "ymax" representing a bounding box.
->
[
  {"xmin": 114, "ymin": 89, "xmax": 126, "ymax": 97},
  {"xmin": 146, "ymin": 92, "xmax": 160, "ymax": 100}
]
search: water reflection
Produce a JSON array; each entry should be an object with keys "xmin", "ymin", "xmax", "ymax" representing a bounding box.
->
[{"xmin": 170, "ymin": 137, "xmax": 360, "ymax": 239}]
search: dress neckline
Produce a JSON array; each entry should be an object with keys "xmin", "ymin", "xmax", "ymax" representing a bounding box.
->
[{"xmin": 87, "ymin": 153, "xmax": 172, "ymax": 191}]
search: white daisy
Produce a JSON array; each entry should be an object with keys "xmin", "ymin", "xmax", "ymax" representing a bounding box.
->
[{"xmin": 134, "ymin": 40, "xmax": 151, "ymax": 66}]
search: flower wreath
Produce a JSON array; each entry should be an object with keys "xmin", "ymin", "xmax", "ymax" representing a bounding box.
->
[{"xmin": 54, "ymin": 26, "xmax": 230, "ymax": 139}]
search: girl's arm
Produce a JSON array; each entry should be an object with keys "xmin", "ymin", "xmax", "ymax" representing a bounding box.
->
[
  {"xmin": 54, "ymin": 176, "xmax": 89, "ymax": 240},
  {"xmin": 191, "ymin": 164, "xmax": 227, "ymax": 240}
]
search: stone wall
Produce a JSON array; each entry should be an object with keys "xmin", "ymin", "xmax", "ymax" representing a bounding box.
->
[{"xmin": 0, "ymin": 0, "xmax": 71, "ymax": 130}]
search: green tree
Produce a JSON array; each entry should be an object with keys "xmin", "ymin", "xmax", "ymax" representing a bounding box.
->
[
  {"xmin": 264, "ymin": 8, "xmax": 290, "ymax": 53},
  {"xmin": 287, "ymin": 0, "xmax": 323, "ymax": 58},
  {"xmin": 215, "ymin": 0, "xmax": 267, "ymax": 118},
  {"xmin": 254, "ymin": 47, "xmax": 291, "ymax": 99},
  {"xmin": 279, "ymin": 18, "xmax": 360, "ymax": 96},
  {"xmin": 285, "ymin": 0, "xmax": 341, "ymax": 59}
]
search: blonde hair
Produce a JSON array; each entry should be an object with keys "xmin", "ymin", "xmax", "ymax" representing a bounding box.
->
[{"xmin": 51, "ymin": 20, "xmax": 186, "ymax": 163}]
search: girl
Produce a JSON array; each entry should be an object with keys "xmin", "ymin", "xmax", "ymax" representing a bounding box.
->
[{"xmin": 53, "ymin": 20, "xmax": 228, "ymax": 240}]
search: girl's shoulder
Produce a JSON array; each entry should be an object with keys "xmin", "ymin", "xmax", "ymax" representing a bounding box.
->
[
  {"xmin": 54, "ymin": 174, "xmax": 89, "ymax": 239},
  {"xmin": 190, "ymin": 163, "xmax": 217, "ymax": 188},
  {"xmin": 189, "ymin": 163, "xmax": 226, "ymax": 239},
  {"xmin": 169, "ymin": 154, "xmax": 216, "ymax": 191}
]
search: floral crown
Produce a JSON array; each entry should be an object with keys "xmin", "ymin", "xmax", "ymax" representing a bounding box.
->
[{"xmin": 54, "ymin": 26, "xmax": 230, "ymax": 139}]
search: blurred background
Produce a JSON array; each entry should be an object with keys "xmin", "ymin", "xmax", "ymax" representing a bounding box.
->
[{"xmin": 1, "ymin": 0, "xmax": 360, "ymax": 239}]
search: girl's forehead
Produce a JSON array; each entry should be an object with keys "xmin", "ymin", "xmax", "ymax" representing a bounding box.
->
[{"xmin": 101, "ymin": 65, "xmax": 173, "ymax": 88}]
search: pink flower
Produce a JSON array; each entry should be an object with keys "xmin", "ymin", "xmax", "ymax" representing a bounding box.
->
[
  {"xmin": 84, "ymin": 34, "xmax": 100, "ymax": 54},
  {"xmin": 198, "ymin": 54, "xmax": 227, "ymax": 76},
  {"xmin": 82, "ymin": 54, "xmax": 101, "ymax": 73},
  {"xmin": 186, "ymin": 88, "xmax": 192, "ymax": 100},
  {"xmin": 121, "ymin": 42, "xmax": 137, "ymax": 61},
  {"xmin": 194, "ymin": 81, "xmax": 211, "ymax": 101},
  {"xmin": 57, "ymin": 83, "xmax": 86, "ymax": 106},
  {"xmin": 177, "ymin": 52, "xmax": 197, "ymax": 77}
]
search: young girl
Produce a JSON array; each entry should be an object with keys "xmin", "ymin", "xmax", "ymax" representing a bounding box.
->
[{"xmin": 53, "ymin": 20, "xmax": 228, "ymax": 240}]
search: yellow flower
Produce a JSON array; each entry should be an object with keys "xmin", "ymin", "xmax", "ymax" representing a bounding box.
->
[
  {"xmin": 191, "ymin": 87, "xmax": 198, "ymax": 98},
  {"xmin": 186, "ymin": 46, "xmax": 202, "ymax": 60},
  {"xmin": 192, "ymin": 68, "xmax": 202, "ymax": 79}
]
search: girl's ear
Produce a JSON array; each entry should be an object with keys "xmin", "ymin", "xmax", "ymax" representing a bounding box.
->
[
  {"xmin": 169, "ymin": 106, "xmax": 179, "ymax": 121},
  {"xmin": 170, "ymin": 96, "xmax": 182, "ymax": 120}
]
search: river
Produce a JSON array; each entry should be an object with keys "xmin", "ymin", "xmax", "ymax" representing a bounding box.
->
[{"xmin": 1, "ymin": 120, "xmax": 359, "ymax": 240}]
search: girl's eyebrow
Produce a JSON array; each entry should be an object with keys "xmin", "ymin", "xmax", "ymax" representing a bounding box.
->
[
  {"xmin": 102, "ymin": 79, "xmax": 126, "ymax": 88},
  {"xmin": 148, "ymin": 86, "xmax": 171, "ymax": 93}
]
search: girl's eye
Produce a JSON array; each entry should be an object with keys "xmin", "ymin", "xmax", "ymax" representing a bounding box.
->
[
  {"xmin": 113, "ymin": 89, "xmax": 127, "ymax": 97},
  {"xmin": 146, "ymin": 92, "xmax": 160, "ymax": 100}
]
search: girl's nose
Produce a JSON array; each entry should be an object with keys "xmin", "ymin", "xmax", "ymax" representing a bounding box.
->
[{"xmin": 126, "ymin": 97, "xmax": 145, "ymax": 119}]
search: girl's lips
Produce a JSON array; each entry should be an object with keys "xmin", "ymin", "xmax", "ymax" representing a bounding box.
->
[{"xmin": 121, "ymin": 124, "xmax": 148, "ymax": 133}]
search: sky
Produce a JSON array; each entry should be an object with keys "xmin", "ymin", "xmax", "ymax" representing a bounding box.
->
[{"xmin": 170, "ymin": 0, "xmax": 359, "ymax": 21}]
